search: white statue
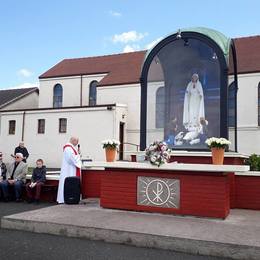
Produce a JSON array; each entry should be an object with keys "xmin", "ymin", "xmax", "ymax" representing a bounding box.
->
[{"xmin": 183, "ymin": 73, "xmax": 205, "ymax": 130}]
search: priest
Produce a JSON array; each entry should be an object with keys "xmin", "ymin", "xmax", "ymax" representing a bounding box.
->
[{"xmin": 57, "ymin": 137, "xmax": 82, "ymax": 204}]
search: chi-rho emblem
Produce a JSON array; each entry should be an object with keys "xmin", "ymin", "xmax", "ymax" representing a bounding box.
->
[{"xmin": 137, "ymin": 177, "xmax": 180, "ymax": 208}]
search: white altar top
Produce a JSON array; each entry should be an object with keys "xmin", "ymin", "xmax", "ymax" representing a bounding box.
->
[
  {"xmin": 129, "ymin": 151, "xmax": 248, "ymax": 158},
  {"xmin": 82, "ymin": 161, "xmax": 249, "ymax": 173}
]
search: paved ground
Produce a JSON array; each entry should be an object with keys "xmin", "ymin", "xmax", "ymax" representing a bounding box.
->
[
  {"xmin": 0, "ymin": 201, "xmax": 53, "ymax": 217},
  {"xmin": 0, "ymin": 202, "xmax": 226, "ymax": 260}
]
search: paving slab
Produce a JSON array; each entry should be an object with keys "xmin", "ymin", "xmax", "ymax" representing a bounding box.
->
[{"xmin": 1, "ymin": 199, "xmax": 260, "ymax": 259}]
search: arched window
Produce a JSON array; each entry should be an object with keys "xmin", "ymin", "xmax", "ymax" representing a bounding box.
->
[
  {"xmin": 228, "ymin": 82, "xmax": 236, "ymax": 127},
  {"xmin": 156, "ymin": 87, "xmax": 165, "ymax": 128},
  {"xmin": 258, "ymin": 82, "xmax": 260, "ymax": 126},
  {"xmin": 53, "ymin": 84, "xmax": 63, "ymax": 108},
  {"xmin": 89, "ymin": 81, "xmax": 98, "ymax": 106}
]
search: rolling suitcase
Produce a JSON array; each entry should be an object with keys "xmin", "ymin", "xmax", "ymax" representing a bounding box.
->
[{"xmin": 64, "ymin": 176, "xmax": 81, "ymax": 204}]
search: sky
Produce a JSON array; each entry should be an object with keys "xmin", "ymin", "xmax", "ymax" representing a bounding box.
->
[{"xmin": 0, "ymin": 0, "xmax": 259, "ymax": 89}]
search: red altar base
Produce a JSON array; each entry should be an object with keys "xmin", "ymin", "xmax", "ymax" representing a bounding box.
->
[
  {"xmin": 100, "ymin": 169, "xmax": 230, "ymax": 219},
  {"xmin": 235, "ymin": 176, "xmax": 260, "ymax": 210},
  {"xmin": 82, "ymin": 170, "xmax": 260, "ymax": 213},
  {"xmin": 81, "ymin": 170, "xmax": 104, "ymax": 198}
]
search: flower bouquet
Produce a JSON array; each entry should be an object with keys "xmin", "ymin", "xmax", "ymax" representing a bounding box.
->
[
  {"xmin": 205, "ymin": 137, "xmax": 231, "ymax": 165},
  {"xmin": 205, "ymin": 137, "xmax": 231, "ymax": 149},
  {"xmin": 145, "ymin": 141, "xmax": 171, "ymax": 167}
]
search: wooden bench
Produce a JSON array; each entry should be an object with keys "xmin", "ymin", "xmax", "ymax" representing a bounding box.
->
[{"xmin": 25, "ymin": 173, "xmax": 59, "ymax": 202}]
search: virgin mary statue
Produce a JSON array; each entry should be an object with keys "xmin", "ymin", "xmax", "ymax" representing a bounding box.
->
[{"xmin": 183, "ymin": 73, "xmax": 205, "ymax": 130}]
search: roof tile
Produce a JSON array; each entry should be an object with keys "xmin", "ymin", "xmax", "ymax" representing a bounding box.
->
[{"xmin": 39, "ymin": 35, "xmax": 260, "ymax": 86}]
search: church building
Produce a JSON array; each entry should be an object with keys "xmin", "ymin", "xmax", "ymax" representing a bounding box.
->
[{"xmin": 0, "ymin": 28, "xmax": 260, "ymax": 167}]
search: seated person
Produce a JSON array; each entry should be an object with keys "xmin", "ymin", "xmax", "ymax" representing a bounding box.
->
[
  {"xmin": 0, "ymin": 153, "xmax": 27, "ymax": 202},
  {"xmin": 26, "ymin": 159, "xmax": 46, "ymax": 204},
  {"xmin": 198, "ymin": 117, "xmax": 209, "ymax": 143},
  {"xmin": 0, "ymin": 152, "xmax": 7, "ymax": 199},
  {"xmin": 165, "ymin": 118, "xmax": 178, "ymax": 147},
  {"xmin": 0, "ymin": 152, "xmax": 7, "ymax": 181}
]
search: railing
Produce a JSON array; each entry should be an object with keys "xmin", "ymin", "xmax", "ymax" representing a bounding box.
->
[
  {"xmin": 118, "ymin": 142, "xmax": 140, "ymax": 161},
  {"xmin": 122, "ymin": 142, "xmax": 139, "ymax": 152}
]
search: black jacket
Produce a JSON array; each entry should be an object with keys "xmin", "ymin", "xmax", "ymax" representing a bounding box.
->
[
  {"xmin": 0, "ymin": 162, "xmax": 7, "ymax": 180},
  {"xmin": 31, "ymin": 166, "xmax": 46, "ymax": 183},
  {"xmin": 14, "ymin": 146, "xmax": 29, "ymax": 162}
]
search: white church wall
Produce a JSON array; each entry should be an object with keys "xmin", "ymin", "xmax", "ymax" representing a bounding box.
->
[
  {"xmin": 226, "ymin": 72, "xmax": 260, "ymax": 155},
  {"xmin": 81, "ymin": 74, "xmax": 107, "ymax": 106},
  {"xmin": 146, "ymin": 82, "xmax": 165, "ymax": 144},
  {"xmin": 0, "ymin": 105, "xmax": 127, "ymax": 167},
  {"xmin": 236, "ymin": 73, "xmax": 260, "ymax": 127},
  {"xmin": 0, "ymin": 112, "xmax": 24, "ymax": 160},
  {"xmin": 97, "ymin": 83, "xmax": 141, "ymax": 151},
  {"xmin": 235, "ymin": 72, "xmax": 260, "ymax": 155},
  {"xmin": 39, "ymin": 74, "xmax": 106, "ymax": 108},
  {"xmin": 1, "ymin": 91, "xmax": 39, "ymax": 111},
  {"xmin": 39, "ymin": 76, "xmax": 81, "ymax": 108}
]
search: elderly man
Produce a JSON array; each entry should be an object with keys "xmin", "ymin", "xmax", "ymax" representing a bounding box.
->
[
  {"xmin": 0, "ymin": 153, "xmax": 28, "ymax": 202},
  {"xmin": 14, "ymin": 141, "xmax": 29, "ymax": 163},
  {"xmin": 57, "ymin": 137, "xmax": 82, "ymax": 204}
]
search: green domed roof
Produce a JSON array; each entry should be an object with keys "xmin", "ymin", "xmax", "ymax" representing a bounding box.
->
[{"xmin": 145, "ymin": 27, "xmax": 231, "ymax": 63}]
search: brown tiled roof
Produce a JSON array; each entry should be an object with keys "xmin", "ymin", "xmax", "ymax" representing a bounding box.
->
[
  {"xmin": 0, "ymin": 87, "xmax": 38, "ymax": 108},
  {"xmin": 39, "ymin": 51, "xmax": 146, "ymax": 86},
  {"xmin": 233, "ymin": 35, "xmax": 260, "ymax": 74},
  {"xmin": 39, "ymin": 35, "xmax": 260, "ymax": 86}
]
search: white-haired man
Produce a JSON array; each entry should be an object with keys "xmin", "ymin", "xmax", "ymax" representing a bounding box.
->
[
  {"xmin": 57, "ymin": 137, "xmax": 82, "ymax": 204},
  {"xmin": 0, "ymin": 153, "xmax": 28, "ymax": 202}
]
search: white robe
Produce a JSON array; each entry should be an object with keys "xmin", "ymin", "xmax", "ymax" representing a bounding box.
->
[
  {"xmin": 183, "ymin": 80, "xmax": 205, "ymax": 128},
  {"xmin": 57, "ymin": 143, "xmax": 82, "ymax": 204}
]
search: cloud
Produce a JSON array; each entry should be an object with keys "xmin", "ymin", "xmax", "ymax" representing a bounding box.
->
[
  {"xmin": 145, "ymin": 37, "xmax": 163, "ymax": 50},
  {"xmin": 5, "ymin": 82, "xmax": 39, "ymax": 90},
  {"xmin": 109, "ymin": 10, "xmax": 122, "ymax": 17},
  {"xmin": 17, "ymin": 68, "xmax": 33, "ymax": 78},
  {"xmin": 123, "ymin": 44, "xmax": 140, "ymax": 53},
  {"xmin": 112, "ymin": 31, "xmax": 148, "ymax": 44}
]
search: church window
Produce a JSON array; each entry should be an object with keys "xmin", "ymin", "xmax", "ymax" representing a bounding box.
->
[
  {"xmin": 53, "ymin": 84, "xmax": 63, "ymax": 108},
  {"xmin": 156, "ymin": 87, "xmax": 165, "ymax": 128},
  {"xmin": 38, "ymin": 119, "xmax": 45, "ymax": 134},
  {"xmin": 258, "ymin": 82, "xmax": 260, "ymax": 126},
  {"xmin": 9, "ymin": 120, "xmax": 16, "ymax": 135},
  {"xmin": 59, "ymin": 118, "xmax": 67, "ymax": 133},
  {"xmin": 89, "ymin": 81, "xmax": 97, "ymax": 106},
  {"xmin": 228, "ymin": 82, "xmax": 236, "ymax": 127}
]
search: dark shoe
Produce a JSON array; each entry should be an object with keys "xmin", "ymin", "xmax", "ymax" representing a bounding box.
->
[
  {"xmin": 3, "ymin": 198, "xmax": 9, "ymax": 202},
  {"xmin": 27, "ymin": 199, "xmax": 34, "ymax": 204},
  {"xmin": 15, "ymin": 198, "xmax": 23, "ymax": 203}
]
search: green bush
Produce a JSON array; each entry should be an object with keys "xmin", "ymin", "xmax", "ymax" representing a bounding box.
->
[{"xmin": 245, "ymin": 154, "xmax": 260, "ymax": 171}]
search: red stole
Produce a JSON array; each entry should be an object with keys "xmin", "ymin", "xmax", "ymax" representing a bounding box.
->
[{"xmin": 63, "ymin": 144, "xmax": 81, "ymax": 177}]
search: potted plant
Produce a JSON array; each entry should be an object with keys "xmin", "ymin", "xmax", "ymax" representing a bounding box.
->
[
  {"xmin": 205, "ymin": 137, "xmax": 231, "ymax": 165},
  {"xmin": 245, "ymin": 154, "xmax": 260, "ymax": 171},
  {"xmin": 145, "ymin": 141, "xmax": 171, "ymax": 167},
  {"xmin": 102, "ymin": 139, "xmax": 120, "ymax": 162}
]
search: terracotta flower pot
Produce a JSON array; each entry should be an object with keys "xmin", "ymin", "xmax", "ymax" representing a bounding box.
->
[
  {"xmin": 211, "ymin": 147, "xmax": 225, "ymax": 165},
  {"xmin": 105, "ymin": 148, "xmax": 117, "ymax": 162}
]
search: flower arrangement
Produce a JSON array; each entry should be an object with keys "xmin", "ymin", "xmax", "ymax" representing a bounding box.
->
[
  {"xmin": 145, "ymin": 141, "xmax": 171, "ymax": 167},
  {"xmin": 101, "ymin": 139, "xmax": 120, "ymax": 150},
  {"xmin": 205, "ymin": 137, "xmax": 231, "ymax": 149}
]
